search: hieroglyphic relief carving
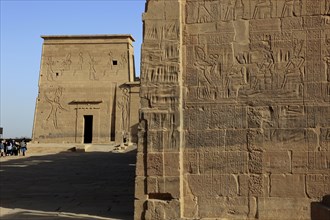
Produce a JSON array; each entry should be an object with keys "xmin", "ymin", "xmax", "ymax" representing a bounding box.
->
[
  {"xmin": 141, "ymin": 86, "xmax": 179, "ymax": 108},
  {"xmin": 143, "ymin": 63, "xmax": 179, "ymax": 84},
  {"xmin": 224, "ymin": 0, "xmax": 246, "ymax": 21},
  {"xmin": 181, "ymin": 0, "xmax": 330, "ymax": 219},
  {"xmin": 144, "ymin": 21, "xmax": 180, "ymax": 42},
  {"xmin": 323, "ymin": 51, "xmax": 330, "ymax": 82},
  {"xmin": 186, "ymin": 1, "xmax": 219, "ymax": 23},
  {"xmin": 46, "ymin": 57, "xmax": 55, "ymax": 81},
  {"xmin": 224, "ymin": 0, "xmax": 235, "ymax": 21},
  {"xmin": 45, "ymin": 53, "xmax": 72, "ymax": 81},
  {"xmin": 146, "ymin": 111, "xmax": 179, "ymax": 151},
  {"xmin": 186, "ymin": 0, "xmax": 246, "ymax": 23},
  {"xmin": 194, "ymin": 45, "xmax": 220, "ymax": 100},
  {"xmin": 136, "ymin": 1, "xmax": 182, "ymax": 218},
  {"xmin": 88, "ymin": 53, "xmax": 98, "ymax": 80},
  {"xmin": 281, "ymin": 0, "xmax": 303, "ymax": 17},
  {"xmin": 185, "ymin": 18, "xmax": 313, "ymax": 102},
  {"xmin": 306, "ymin": 0, "xmax": 322, "ymax": 15},
  {"xmin": 252, "ymin": 0, "xmax": 273, "ymax": 19},
  {"xmin": 142, "ymin": 21, "xmax": 180, "ymax": 87},
  {"xmin": 136, "ymin": 0, "xmax": 330, "ymax": 219},
  {"xmin": 120, "ymin": 52, "xmax": 128, "ymax": 69},
  {"xmin": 326, "ymin": 0, "xmax": 330, "ymax": 14},
  {"xmin": 141, "ymin": 20, "xmax": 181, "ymax": 120},
  {"xmin": 73, "ymin": 52, "xmax": 84, "ymax": 76},
  {"xmin": 198, "ymin": 4, "xmax": 213, "ymax": 23},
  {"xmin": 61, "ymin": 53, "xmax": 72, "ymax": 72},
  {"xmin": 281, "ymin": 38, "xmax": 305, "ymax": 88},
  {"xmin": 46, "ymin": 49, "xmax": 131, "ymax": 81},
  {"xmin": 118, "ymin": 88, "xmax": 130, "ymax": 133},
  {"xmin": 107, "ymin": 51, "xmax": 114, "ymax": 70},
  {"xmin": 78, "ymin": 52, "xmax": 84, "ymax": 70},
  {"xmin": 44, "ymin": 87, "xmax": 67, "ymax": 129},
  {"xmin": 248, "ymin": 106, "xmax": 275, "ymax": 128}
]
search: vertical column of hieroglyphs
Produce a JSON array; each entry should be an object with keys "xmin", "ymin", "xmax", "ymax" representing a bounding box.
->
[
  {"xmin": 182, "ymin": 0, "xmax": 329, "ymax": 219},
  {"xmin": 135, "ymin": 0, "xmax": 183, "ymax": 219}
]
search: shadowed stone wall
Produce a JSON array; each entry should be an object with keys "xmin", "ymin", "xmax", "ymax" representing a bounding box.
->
[{"xmin": 135, "ymin": 0, "xmax": 330, "ymax": 219}]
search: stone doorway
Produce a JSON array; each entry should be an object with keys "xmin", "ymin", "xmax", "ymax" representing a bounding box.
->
[{"xmin": 83, "ymin": 115, "xmax": 93, "ymax": 143}]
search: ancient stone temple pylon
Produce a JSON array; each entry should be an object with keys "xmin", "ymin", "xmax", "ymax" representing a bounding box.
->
[{"xmin": 32, "ymin": 35, "xmax": 140, "ymax": 146}]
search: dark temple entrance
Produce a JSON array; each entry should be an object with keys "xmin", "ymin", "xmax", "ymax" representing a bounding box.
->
[{"xmin": 84, "ymin": 115, "xmax": 93, "ymax": 143}]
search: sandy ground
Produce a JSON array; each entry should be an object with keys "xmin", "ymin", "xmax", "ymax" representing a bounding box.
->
[{"xmin": 0, "ymin": 149, "xmax": 136, "ymax": 220}]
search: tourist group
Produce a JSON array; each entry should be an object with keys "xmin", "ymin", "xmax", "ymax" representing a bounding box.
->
[{"xmin": 0, "ymin": 139, "xmax": 27, "ymax": 157}]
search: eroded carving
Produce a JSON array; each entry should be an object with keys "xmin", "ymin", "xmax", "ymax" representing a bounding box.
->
[
  {"xmin": 281, "ymin": 0, "xmax": 302, "ymax": 17},
  {"xmin": 88, "ymin": 53, "xmax": 98, "ymax": 80},
  {"xmin": 118, "ymin": 88, "xmax": 130, "ymax": 133},
  {"xmin": 46, "ymin": 57, "xmax": 55, "ymax": 81},
  {"xmin": 252, "ymin": 0, "xmax": 273, "ymax": 19},
  {"xmin": 44, "ymin": 87, "xmax": 67, "ymax": 129}
]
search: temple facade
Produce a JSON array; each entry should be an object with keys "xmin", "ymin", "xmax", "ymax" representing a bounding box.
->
[{"xmin": 32, "ymin": 35, "xmax": 140, "ymax": 145}]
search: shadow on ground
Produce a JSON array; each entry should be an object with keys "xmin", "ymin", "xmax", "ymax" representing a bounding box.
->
[{"xmin": 0, "ymin": 151, "xmax": 136, "ymax": 220}]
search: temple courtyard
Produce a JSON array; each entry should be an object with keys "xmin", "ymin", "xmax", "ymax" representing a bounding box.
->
[{"xmin": 0, "ymin": 147, "xmax": 136, "ymax": 220}]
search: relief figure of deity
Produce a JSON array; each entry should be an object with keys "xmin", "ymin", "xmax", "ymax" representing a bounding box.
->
[
  {"xmin": 225, "ymin": 65, "xmax": 247, "ymax": 98},
  {"xmin": 281, "ymin": 0, "xmax": 302, "ymax": 17},
  {"xmin": 198, "ymin": 3, "xmax": 213, "ymax": 23},
  {"xmin": 326, "ymin": 0, "xmax": 330, "ymax": 14},
  {"xmin": 225, "ymin": 0, "xmax": 245, "ymax": 21},
  {"xmin": 88, "ymin": 54, "xmax": 98, "ymax": 80},
  {"xmin": 281, "ymin": 39, "xmax": 305, "ymax": 88},
  {"xmin": 323, "ymin": 53, "xmax": 330, "ymax": 82},
  {"xmin": 46, "ymin": 57, "xmax": 55, "ymax": 81},
  {"xmin": 252, "ymin": 0, "xmax": 273, "ymax": 19},
  {"xmin": 194, "ymin": 46, "xmax": 222, "ymax": 100},
  {"xmin": 118, "ymin": 88, "xmax": 130, "ymax": 133},
  {"xmin": 45, "ymin": 87, "xmax": 67, "ymax": 129},
  {"xmin": 78, "ymin": 52, "xmax": 84, "ymax": 70},
  {"xmin": 61, "ymin": 53, "xmax": 72, "ymax": 72}
]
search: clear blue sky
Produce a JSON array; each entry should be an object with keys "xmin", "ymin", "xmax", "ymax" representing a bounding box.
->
[{"xmin": 0, "ymin": 0, "xmax": 145, "ymax": 138}]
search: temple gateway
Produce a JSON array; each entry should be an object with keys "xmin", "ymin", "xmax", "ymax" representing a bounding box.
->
[{"xmin": 32, "ymin": 35, "xmax": 140, "ymax": 145}]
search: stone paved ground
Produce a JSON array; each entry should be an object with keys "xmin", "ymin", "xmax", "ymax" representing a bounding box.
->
[{"xmin": 0, "ymin": 150, "xmax": 136, "ymax": 220}]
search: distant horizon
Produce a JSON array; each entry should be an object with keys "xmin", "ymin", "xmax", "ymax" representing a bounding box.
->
[{"xmin": 0, "ymin": 0, "xmax": 145, "ymax": 138}]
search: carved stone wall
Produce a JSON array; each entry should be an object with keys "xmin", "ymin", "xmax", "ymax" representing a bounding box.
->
[
  {"xmin": 135, "ymin": 0, "xmax": 330, "ymax": 219},
  {"xmin": 135, "ymin": 0, "xmax": 183, "ymax": 219},
  {"xmin": 32, "ymin": 35, "xmax": 139, "ymax": 144}
]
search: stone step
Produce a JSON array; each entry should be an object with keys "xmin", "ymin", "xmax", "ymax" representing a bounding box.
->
[
  {"xmin": 84, "ymin": 144, "xmax": 117, "ymax": 152},
  {"xmin": 26, "ymin": 143, "xmax": 78, "ymax": 154},
  {"xmin": 26, "ymin": 143, "xmax": 119, "ymax": 154}
]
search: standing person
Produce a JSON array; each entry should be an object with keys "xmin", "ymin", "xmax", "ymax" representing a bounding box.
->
[
  {"xmin": 12, "ymin": 140, "xmax": 18, "ymax": 156},
  {"xmin": 20, "ymin": 139, "xmax": 27, "ymax": 156},
  {"xmin": 0, "ymin": 140, "xmax": 4, "ymax": 157},
  {"xmin": 6, "ymin": 140, "xmax": 13, "ymax": 156},
  {"xmin": 4, "ymin": 140, "xmax": 7, "ymax": 156}
]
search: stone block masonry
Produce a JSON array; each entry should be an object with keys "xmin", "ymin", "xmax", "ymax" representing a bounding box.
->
[{"xmin": 135, "ymin": 0, "xmax": 330, "ymax": 219}]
